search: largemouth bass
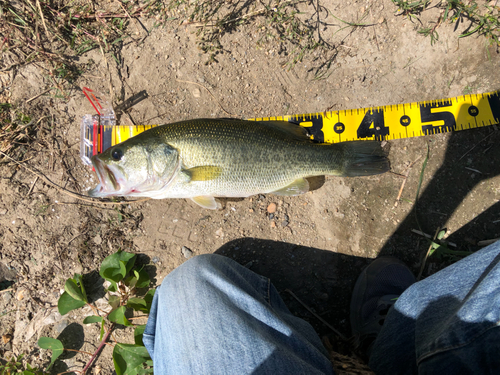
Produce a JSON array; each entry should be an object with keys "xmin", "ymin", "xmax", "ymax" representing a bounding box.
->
[{"xmin": 88, "ymin": 118, "xmax": 389, "ymax": 209}]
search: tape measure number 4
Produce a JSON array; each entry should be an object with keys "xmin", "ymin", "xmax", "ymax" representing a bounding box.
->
[
  {"xmin": 80, "ymin": 90, "xmax": 500, "ymax": 166},
  {"xmin": 254, "ymin": 91, "xmax": 500, "ymax": 143}
]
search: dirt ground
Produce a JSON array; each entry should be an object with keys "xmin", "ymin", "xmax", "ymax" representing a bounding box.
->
[{"xmin": 1, "ymin": 0, "xmax": 500, "ymax": 373}]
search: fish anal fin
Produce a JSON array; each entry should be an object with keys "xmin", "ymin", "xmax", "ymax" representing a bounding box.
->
[
  {"xmin": 271, "ymin": 178, "xmax": 310, "ymax": 196},
  {"xmin": 184, "ymin": 166, "xmax": 222, "ymax": 181},
  {"xmin": 191, "ymin": 196, "xmax": 221, "ymax": 210}
]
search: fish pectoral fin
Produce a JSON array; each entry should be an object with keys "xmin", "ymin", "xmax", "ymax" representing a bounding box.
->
[
  {"xmin": 184, "ymin": 166, "xmax": 222, "ymax": 181},
  {"xmin": 191, "ymin": 196, "xmax": 221, "ymax": 210},
  {"xmin": 271, "ymin": 178, "xmax": 310, "ymax": 196}
]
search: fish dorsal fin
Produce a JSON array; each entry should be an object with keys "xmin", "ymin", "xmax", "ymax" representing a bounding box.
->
[
  {"xmin": 191, "ymin": 196, "xmax": 221, "ymax": 209},
  {"xmin": 271, "ymin": 178, "xmax": 310, "ymax": 196},
  {"xmin": 259, "ymin": 121, "xmax": 312, "ymax": 141},
  {"xmin": 183, "ymin": 166, "xmax": 222, "ymax": 181}
]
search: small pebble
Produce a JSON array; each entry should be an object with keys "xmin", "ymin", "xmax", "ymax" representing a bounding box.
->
[
  {"xmin": 269, "ymin": 213, "xmax": 274, "ymax": 220},
  {"xmin": 0, "ymin": 330, "xmax": 10, "ymax": 343},
  {"xmin": 270, "ymin": 221, "xmax": 276, "ymax": 228},
  {"xmin": 16, "ymin": 290, "xmax": 25, "ymax": 301},
  {"xmin": 54, "ymin": 319, "xmax": 70, "ymax": 333},
  {"xmin": 152, "ymin": 256, "xmax": 161, "ymax": 264},
  {"xmin": 2, "ymin": 292, "xmax": 12, "ymax": 303},
  {"xmin": 93, "ymin": 235, "xmax": 102, "ymax": 245},
  {"xmin": 267, "ymin": 203, "xmax": 277, "ymax": 213},
  {"xmin": 181, "ymin": 246, "xmax": 193, "ymax": 259},
  {"xmin": 281, "ymin": 220, "xmax": 289, "ymax": 227}
]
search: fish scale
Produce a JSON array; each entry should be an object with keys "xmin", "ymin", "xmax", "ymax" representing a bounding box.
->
[
  {"xmin": 155, "ymin": 120, "xmax": 340, "ymax": 196},
  {"xmin": 88, "ymin": 118, "xmax": 389, "ymax": 209}
]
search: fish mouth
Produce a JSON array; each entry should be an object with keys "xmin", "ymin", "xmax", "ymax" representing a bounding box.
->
[{"xmin": 88, "ymin": 157, "xmax": 121, "ymax": 197}]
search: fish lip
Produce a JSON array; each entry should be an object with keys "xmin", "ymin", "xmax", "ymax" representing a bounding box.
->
[{"xmin": 88, "ymin": 157, "xmax": 120, "ymax": 196}]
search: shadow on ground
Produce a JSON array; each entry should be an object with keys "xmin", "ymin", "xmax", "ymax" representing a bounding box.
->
[
  {"xmin": 215, "ymin": 238, "xmax": 371, "ymax": 337},
  {"xmin": 379, "ymin": 128, "xmax": 500, "ymax": 271},
  {"xmin": 215, "ymin": 126, "xmax": 500, "ymax": 339}
]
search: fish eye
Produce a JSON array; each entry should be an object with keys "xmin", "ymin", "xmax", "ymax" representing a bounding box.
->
[{"xmin": 111, "ymin": 148, "xmax": 123, "ymax": 161}]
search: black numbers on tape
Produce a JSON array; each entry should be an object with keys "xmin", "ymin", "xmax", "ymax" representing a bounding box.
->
[
  {"xmin": 487, "ymin": 93, "xmax": 500, "ymax": 122},
  {"xmin": 289, "ymin": 115, "xmax": 324, "ymax": 143},
  {"xmin": 400, "ymin": 115, "xmax": 411, "ymax": 126},
  {"xmin": 468, "ymin": 105, "xmax": 479, "ymax": 117},
  {"xmin": 334, "ymin": 122, "xmax": 345, "ymax": 134},
  {"xmin": 420, "ymin": 101, "xmax": 456, "ymax": 135},
  {"xmin": 357, "ymin": 109, "xmax": 389, "ymax": 141}
]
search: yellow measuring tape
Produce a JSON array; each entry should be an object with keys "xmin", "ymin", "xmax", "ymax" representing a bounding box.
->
[
  {"xmin": 81, "ymin": 90, "xmax": 500, "ymax": 164},
  {"xmin": 258, "ymin": 90, "xmax": 500, "ymax": 143}
]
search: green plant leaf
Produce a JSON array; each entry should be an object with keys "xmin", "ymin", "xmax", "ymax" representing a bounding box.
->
[
  {"xmin": 134, "ymin": 325, "xmax": 146, "ymax": 345},
  {"xmin": 38, "ymin": 337, "xmax": 64, "ymax": 369},
  {"xmin": 58, "ymin": 291, "xmax": 86, "ymax": 315},
  {"xmin": 135, "ymin": 359, "xmax": 154, "ymax": 374},
  {"xmin": 118, "ymin": 261, "xmax": 127, "ymax": 278},
  {"xmin": 74, "ymin": 273, "xmax": 88, "ymax": 302},
  {"xmin": 113, "ymin": 343, "xmax": 151, "ymax": 375},
  {"xmin": 108, "ymin": 306, "xmax": 131, "ymax": 326},
  {"xmin": 83, "ymin": 315, "xmax": 103, "ymax": 324},
  {"xmin": 100, "ymin": 319, "xmax": 105, "ymax": 341},
  {"xmin": 108, "ymin": 280, "xmax": 118, "ymax": 292},
  {"xmin": 437, "ymin": 229, "xmax": 446, "ymax": 240},
  {"xmin": 135, "ymin": 269, "xmax": 150, "ymax": 289},
  {"xmin": 64, "ymin": 278, "xmax": 85, "ymax": 302},
  {"xmin": 109, "ymin": 295, "xmax": 120, "ymax": 310},
  {"xmin": 124, "ymin": 275, "xmax": 138, "ymax": 289},
  {"xmin": 136, "ymin": 367, "xmax": 154, "ymax": 374},
  {"xmin": 127, "ymin": 297, "xmax": 147, "ymax": 311},
  {"xmin": 100, "ymin": 250, "xmax": 137, "ymax": 283},
  {"xmin": 143, "ymin": 288, "xmax": 156, "ymax": 314}
]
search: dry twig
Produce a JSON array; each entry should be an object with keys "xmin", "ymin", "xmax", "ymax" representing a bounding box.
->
[
  {"xmin": 411, "ymin": 229, "xmax": 457, "ymax": 247},
  {"xmin": 285, "ymin": 289, "xmax": 349, "ymax": 342},
  {"xmin": 26, "ymin": 88, "xmax": 52, "ymax": 103},
  {"xmin": 0, "ymin": 151, "xmax": 150, "ymax": 206},
  {"xmin": 394, "ymin": 155, "xmax": 422, "ymax": 207},
  {"xmin": 458, "ymin": 132, "xmax": 495, "ymax": 161}
]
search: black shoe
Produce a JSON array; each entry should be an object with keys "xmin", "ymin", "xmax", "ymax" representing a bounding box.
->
[{"xmin": 350, "ymin": 257, "xmax": 416, "ymax": 360}]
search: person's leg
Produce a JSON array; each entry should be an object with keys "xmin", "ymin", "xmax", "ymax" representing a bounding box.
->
[
  {"xmin": 143, "ymin": 254, "xmax": 334, "ymax": 375},
  {"xmin": 369, "ymin": 241, "xmax": 500, "ymax": 374}
]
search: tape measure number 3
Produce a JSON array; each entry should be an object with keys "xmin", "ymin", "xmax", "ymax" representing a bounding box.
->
[
  {"xmin": 80, "ymin": 90, "xmax": 500, "ymax": 166},
  {"xmin": 253, "ymin": 91, "xmax": 500, "ymax": 143}
]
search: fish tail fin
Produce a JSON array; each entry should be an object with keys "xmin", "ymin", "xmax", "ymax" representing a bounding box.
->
[{"xmin": 341, "ymin": 141, "xmax": 390, "ymax": 177}]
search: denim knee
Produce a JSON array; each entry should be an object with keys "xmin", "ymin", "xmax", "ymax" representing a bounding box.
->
[
  {"xmin": 170, "ymin": 253, "xmax": 229, "ymax": 278},
  {"xmin": 157, "ymin": 254, "xmax": 231, "ymax": 295}
]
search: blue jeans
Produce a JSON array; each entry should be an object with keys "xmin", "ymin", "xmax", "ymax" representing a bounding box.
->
[
  {"xmin": 144, "ymin": 241, "xmax": 500, "ymax": 374},
  {"xmin": 370, "ymin": 241, "xmax": 500, "ymax": 374},
  {"xmin": 143, "ymin": 254, "xmax": 334, "ymax": 374}
]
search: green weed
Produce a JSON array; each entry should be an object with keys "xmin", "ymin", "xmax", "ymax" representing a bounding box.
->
[
  {"xmin": 39, "ymin": 249, "xmax": 155, "ymax": 373},
  {"xmin": 0, "ymin": 354, "xmax": 45, "ymax": 375},
  {"xmin": 0, "ymin": 102, "xmax": 35, "ymax": 160},
  {"xmin": 392, "ymin": 0, "xmax": 500, "ymax": 46},
  {"xmin": 1, "ymin": 0, "xmax": 164, "ymax": 97},
  {"xmin": 463, "ymin": 84, "xmax": 480, "ymax": 95}
]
